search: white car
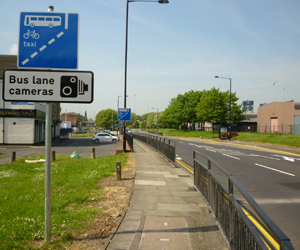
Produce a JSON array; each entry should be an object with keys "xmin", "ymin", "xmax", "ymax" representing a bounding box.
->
[{"xmin": 93, "ymin": 133, "xmax": 119, "ymax": 144}]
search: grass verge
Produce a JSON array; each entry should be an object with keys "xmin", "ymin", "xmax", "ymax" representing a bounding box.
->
[
  {"xmin": 0, "ymin": 153, "xmax": 127, "ymax": 249},
  {"xmin": 150, "ymin": 129, "xmax": 215, "ymax": 138},
  {"xmin": 143, "ymin": 129, "xmax": 300, "ymax": 148},
  {"xmin": 233, "ymin": 132, "xmax": 300, "ymax": 148}
]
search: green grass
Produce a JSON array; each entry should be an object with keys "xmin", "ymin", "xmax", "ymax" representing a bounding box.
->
[
  {"xmin": 144, "ymin": 129, "xmax": 300, "ymax": 148},
  {"xmin": 0, "ymin": 153, "xmax": 127, "ymax": 249},
  {"xmin": 149, "ymin": 128, "xmax": 215, "ymax": 138},
  {"xmin": 70, "ymin": 132, "xmax": 94, "ymax": 137},
  {"xmin": 233, "ymin": 132, "xmax": 300, "ymax": 148}
]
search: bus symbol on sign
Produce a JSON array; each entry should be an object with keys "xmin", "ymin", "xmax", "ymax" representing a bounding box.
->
[{"xmin": 24, "ymin": 15, "xmax": 62, "ymax": 28}]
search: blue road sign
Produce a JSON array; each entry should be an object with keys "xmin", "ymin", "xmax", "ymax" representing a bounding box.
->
[
  {"xmin": 18, "ymin": 12, "xmax": 79, "ymax": 69},
  {"xmin": 118, "ymin": 108, "xmax": 131, "ymax": 121}
]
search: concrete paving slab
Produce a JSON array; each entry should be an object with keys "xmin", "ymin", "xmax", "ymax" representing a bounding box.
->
[
  {"xmin": 105, "ymin": 140, "xmax": 228, "ymax": 250},
  {"xmin": 135, "ymin": 180, "xmax": 166, "ymax": 186},
  {"xmin": 139, "ymin": 216, "xmax": 191, "ymax": 250},
  {"xmin": 158, "ymin": 203, "xmax": 199, "ymax": 212}
]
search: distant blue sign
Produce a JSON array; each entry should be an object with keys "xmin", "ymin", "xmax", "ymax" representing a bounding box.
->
[
  {"xmin": 18, "ymin": 12, "xmax": 79, "ymax": 69},
  {"xmin": 118, "ymin": 108, "xmax": 131, "ymax": 121},
  {"xmin": 11, "ymin": 102, "xmax": 34, "ymax": 105}
]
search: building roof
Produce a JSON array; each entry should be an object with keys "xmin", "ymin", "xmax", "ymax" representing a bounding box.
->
[{"xmin": 0, "ymin": 55, "xmax": 18, "ymax": 79}]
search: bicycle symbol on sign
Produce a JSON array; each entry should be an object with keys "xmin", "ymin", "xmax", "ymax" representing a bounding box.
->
[{"xmin": 23, "ymin": 29, "xmax": 40, "ymax": 39}]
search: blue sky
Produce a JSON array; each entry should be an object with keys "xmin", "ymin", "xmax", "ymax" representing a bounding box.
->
[{"xmin": 1, "ymin": 0, "xmax": 300, "ymax": 118}]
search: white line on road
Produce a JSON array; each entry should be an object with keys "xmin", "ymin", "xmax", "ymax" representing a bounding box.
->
[
  {"xmin": 254, "ymin": 163, "xmax": 295, "ymax": 177},
  {"xmin": 222, "ymin": 153, "xmax": 240, "ymax": 160},
  {"xmin": 205, "ymin": 148, "xmax": 216, "ymax": 152}
]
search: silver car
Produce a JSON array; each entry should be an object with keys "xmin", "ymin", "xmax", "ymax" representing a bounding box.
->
[{"xmin": 92, "ymin": 132, "xmax": 119, "ymax": 144}]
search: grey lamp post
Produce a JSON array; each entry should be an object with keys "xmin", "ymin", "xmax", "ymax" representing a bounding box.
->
[
  {"xmin": 123, "ymin": 0, "xmax": 169, "ymax": 152},
  {"xmin": 215, "ymin": 76, "xmax": 232, "ymax": 140},
  {"xmin": 152, "ymin": 108, "xmax": 159, "ymax": 134}
]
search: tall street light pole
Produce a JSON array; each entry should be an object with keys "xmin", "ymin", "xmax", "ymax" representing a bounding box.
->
[
  {"xmin": 152, "ymin": 107, "xmax": 159, "ymax": 134},
  {"xmin": 123, "ymin": 0, "xmax": 169, "ymax": 152},
  {"xmin": 215, "ymin": 76, "xmax": 232, "ymax": 140}
]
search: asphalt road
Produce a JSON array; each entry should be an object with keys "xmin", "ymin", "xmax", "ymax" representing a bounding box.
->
[
  {"xmin": 0, "ymin": 137, "xmax": 123, "ymax": 165},
  {"xmin": 173, "ymin": 137, "xmax": 300, "ymax": 249}
]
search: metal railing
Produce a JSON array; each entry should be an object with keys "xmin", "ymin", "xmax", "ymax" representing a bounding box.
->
[
  {"xmin": 126, "ymin": 133, "xmax": 134, "ymax": 152},
  {"xmin": 193, "ymin": 150, "xmax": 294, "ymax": 250},
  {"xmin": 133, "ymin": 133, "xmax": 176, "ymax": 164},
  {"xmin": 60, "ymin": 128, "xmax": 69, "ymax": 140}
]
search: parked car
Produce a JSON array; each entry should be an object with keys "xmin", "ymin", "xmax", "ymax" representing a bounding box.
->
[
  {"xmin": 109, "ymin": 133, "xmax": 120, "ymax": 141},
  {"xmin": 93, "ymin": 133, "xmax": 119, "ymax": 143},
  {"xmin": 74, "ymin": 130, "xmax": 87, "ymax": 134}
]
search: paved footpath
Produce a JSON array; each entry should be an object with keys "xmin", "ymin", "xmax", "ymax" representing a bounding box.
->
[{"xmin": 106, "ymin": 140, "xmax": 228, "ymax": 250}]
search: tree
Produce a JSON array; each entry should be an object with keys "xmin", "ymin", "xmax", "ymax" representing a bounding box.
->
[
  {"xmin": 95, "ymin": 109, "xmax": 117, "ymax": 129},
  {"xmin": 195, "ymin": 88, "xmax": 245, "ymax": 125},
  {"xmin": 160, "ymin": 91, "xmax": 202, "ymax": 130},
  {"xmin": 147, "ymin": 113, "xmax": 156, "ymax": 128}
]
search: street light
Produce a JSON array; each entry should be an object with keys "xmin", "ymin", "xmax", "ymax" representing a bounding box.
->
[
  {"xmin": 152, "ymin": 108, "xmax": 158, "ymax": 134},
  {"xmin": 123, "ymin": 0, "xmax": 169, "ymax": 152},
  {"xmin": 215, "ymin": 76, "xmax": 232, "ymax": 140}
]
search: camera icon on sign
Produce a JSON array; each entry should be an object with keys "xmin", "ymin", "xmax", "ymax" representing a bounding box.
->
[{"xmin": 60, "ymin": 76, "xmax": 88, "ymax": 98}]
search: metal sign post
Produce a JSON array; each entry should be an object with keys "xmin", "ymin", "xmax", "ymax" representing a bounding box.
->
[
  {"xmin": 45, "ymin": 6, "xmax": 52, "ymax": 244},
  {"xmin": 45, "ymin": 102, "xmax": 51, "ymax": 242}
]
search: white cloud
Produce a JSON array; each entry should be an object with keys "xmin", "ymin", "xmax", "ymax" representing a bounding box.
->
[{"xmin": 10, "ymin": 44, "xmax": 18, "ymax": 55}]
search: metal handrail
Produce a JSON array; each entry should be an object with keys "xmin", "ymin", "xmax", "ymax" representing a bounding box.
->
[{"xmin": 193, "ymin": 150, "xmax": 293, "ymax": 250}]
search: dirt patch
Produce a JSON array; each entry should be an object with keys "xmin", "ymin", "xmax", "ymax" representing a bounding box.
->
[
  {"xmin": 32, "ymin": 153, "xmax": 135, "ymax": 250},
  {"xmin": 66, "ymin": 153, "xmax": 135, "ymax": 250}
]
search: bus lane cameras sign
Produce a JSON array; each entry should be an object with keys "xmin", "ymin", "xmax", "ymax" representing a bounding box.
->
[
  {"xmin": 18, "ymin": 12, "xmax": 79, "ymax": 69},
  {"xmin": 3, "ymin": 69, "xmax": 94, "ymax": 103}
]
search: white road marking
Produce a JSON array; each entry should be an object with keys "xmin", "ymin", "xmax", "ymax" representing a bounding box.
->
[
  {"xmin": 254, "ymin": 198, "xmax": 300, "ymax": 204},
  {"xmin": 255, "ymin": 163, "xmax": 295, "ymax": 177},
  {"xmin": 205, "ymin": 148, "xmax": 216, "ymax": 152},
  {"xmin": 271, "ymin": 154, "xmax": 300, "ymax": 162},
  {"xmin": 222, "ymin": 153, "xmax": 240, "ymax": 160}
]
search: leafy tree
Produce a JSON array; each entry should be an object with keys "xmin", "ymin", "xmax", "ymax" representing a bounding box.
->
[
  {"xmin": 159, "ymin": 97, "xmax": 182, "ymax": 129},
  {"xmin": 95, "ymin": 109, "xmax": 117, "ymax": 129},
  {"xmin": 181, "ymin": 90, "xmax": 202, "ymax": 130},
  {"xmin": 195, "ymin": 88, "xmax": 244, "ymax": 125},
  {"xmin": 147, "ymin": 113, "xmax": 156, "ymax": 128}
]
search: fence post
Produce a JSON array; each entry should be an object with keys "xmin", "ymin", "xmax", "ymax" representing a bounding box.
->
[
  {"xmin": 116, "ymin": 161, "xmax": 122, "ymax": 180},
  {"xmin": 11, "ymin": 151, "xmax": 16, "ymax": 163},
  {"xmin": 208, "ymin": 159, "xmax": 211, "ymax": 170},
  {"xmin": 51, "ymin": 151, "xmax": 55, "ymax": 161},
  {"xmin": 228, "ymin": 178, "xmax": 233, "ymax": 195},
  {"xmin": 91, "ymin": 148, "xmax": 95, "ymax": 159}
]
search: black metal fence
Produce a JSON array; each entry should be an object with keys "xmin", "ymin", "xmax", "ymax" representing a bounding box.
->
[
  {"xmin": 60, "ymin": 128, "xmax": 69, "ymax": 140},
  {"xmin": 193, "ymin": 150, "xmax": 293, "ymax": 250},
  {"xmin": 133, "ymin": 133, "xmax": 176, "ymax": 164},
  {"xmin": 126, "ymin": 133, "xmax": 134, "ymax": 152},
  {"xmin": 257, "ymin": 125, "xmax": 300, "ymax": 134}
]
